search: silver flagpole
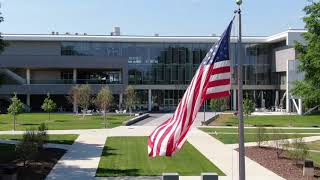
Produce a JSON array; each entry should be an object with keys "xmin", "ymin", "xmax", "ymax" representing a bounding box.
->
[{"xmin": 235, "ymin": 0, "xmax": 246, "ymax": 180}]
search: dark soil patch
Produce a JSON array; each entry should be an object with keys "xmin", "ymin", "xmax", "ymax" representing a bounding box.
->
[
  {"xmin": 2, "ymin": 148, "xmax": 66, "ymax": 180},
  {"xmin": 244, "ymin": 146, "xmax": 320, "ymax": 180}
]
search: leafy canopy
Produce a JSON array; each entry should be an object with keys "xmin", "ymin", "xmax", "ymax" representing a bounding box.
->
[
  {"xmin": 293, "ymin": 1, "xmax": 320, "ymax": 107},
  {"xmin": 41, "ymin": 93, "xmax": 56, "ymax": 113},
  {"xmin": 95, "ymin": 86, "xmax": 114, "ymax": 112},
  {"xmin": 7, "ymin": 94, "xmax": 24, "ymax": 116}
]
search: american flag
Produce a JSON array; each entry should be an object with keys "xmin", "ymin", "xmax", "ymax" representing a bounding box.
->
[{"xmin": 148, "ymin": 20, "xmax": 234, "ymax": 157}]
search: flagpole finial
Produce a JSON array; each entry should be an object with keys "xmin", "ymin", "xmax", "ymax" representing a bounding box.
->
[{"xmin": 235, "ymin": 0, "xmax": 242, "ymax": 6}]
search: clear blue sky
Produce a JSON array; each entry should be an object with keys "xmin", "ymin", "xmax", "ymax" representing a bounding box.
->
[{"xmin": 0, "ymin": 0, "xmax": 308, "ymax": 36}]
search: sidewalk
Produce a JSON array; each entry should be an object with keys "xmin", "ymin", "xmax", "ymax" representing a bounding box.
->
[
  {"xmin": 187, "ymin": 128, "xmax": 285, "ymax": 180},
  {"xmin": 0, "ymin": 125, "xmax": 291, "ymax": 179},
  {"xmin": 46, "ymin": 130, "xmax": 108, "ymax": 180}
]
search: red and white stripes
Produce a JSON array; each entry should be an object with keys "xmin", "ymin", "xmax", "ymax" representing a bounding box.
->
[{"xmin": 148, "ymin": 20, "xmax": 233, "ymax": 157}]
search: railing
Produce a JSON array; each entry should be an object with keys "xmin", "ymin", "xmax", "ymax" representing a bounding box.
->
[
  {"xmin": 76, "ymin": 79, "xmax": 122, "ymax": 84},
  {"xmin": 30, "ymin": 80, "xmax": 73, "ymax": 84},
  {"xmin": 29, "ymin": 79, "xmax": 122, "ymax": 84}
]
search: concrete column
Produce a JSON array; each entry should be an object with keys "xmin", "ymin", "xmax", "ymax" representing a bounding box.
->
[
  {"xmin": 286, "ymin": 91, "xmax": 290, "ymax": 113},
  {"xmin": 298, "ymin": 98, "xmax": 303, "ymax": 115},
  {"xmin": 275, "ymin": 90, "xmax": 279, "ymax": 108},
  {"xmin": 26, "ymin": 68, "xmax": 30, "ymax": 84},
  {"xmin": 261, "ymin": 91, "xmax": 265, "ymax": 108},
  {"xmin": 73, "ymin": 68, "xmax": 77, "ymax": 84},
  {"xmin": 148, "ymin": 89, "xmax": 152, "ymax": 111},
  {"xmin": 233, "ymin": 89, "xmax": 237, "ymax": 111},
  {"xmin": 286, "ymin": 62, "xmax": 290, "ymax": 113},
  {"xmin": 26, "ymin": 94, "xmax": 30, "ymax": 107},
  {"xmin": 119, "ymin": 93, "xmax": 123, "ymax": 109}
]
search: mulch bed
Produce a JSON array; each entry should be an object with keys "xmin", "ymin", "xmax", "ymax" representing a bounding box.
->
[
  {"xmin": 5, "ymin": 148, "xmax": 66, "ymax": 180},
  {"xmin": 244, "ymin": 146, "xmax": 320, "ymax": 180}
]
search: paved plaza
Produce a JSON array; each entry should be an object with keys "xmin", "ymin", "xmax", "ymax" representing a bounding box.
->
[{"xmin": 0, "ymin": 113, "xmax": 319, "ymax": 180}]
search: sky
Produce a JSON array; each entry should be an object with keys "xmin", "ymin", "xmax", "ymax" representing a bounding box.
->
[{"xmin": 0, "ymin": 0, "xmax": 309, "ymax": 36}]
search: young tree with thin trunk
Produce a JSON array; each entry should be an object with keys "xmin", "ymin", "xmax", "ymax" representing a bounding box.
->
[
  {"xmin": 68, "ymin": 85, "xmax": 81, "ymax": 114},
  {"xmin": 78, "ymin": 84, "xmax": 92, "ymax": 119},
  {"xmin": 243, "ymin": 97, "xmax": 254, "ymax": 118},
  {"xmin": 124, "ymin": 85, "xmax": 137, "ymax": 116},
  {"xmin": 7, "ymin": 94, "xmax": 24, "ymax": 131},
  {"xmin": 94, "ymin": 86, "xmax": 113, "ymax": 128},
  {"xmin": 41, "ymin": 93, "xmax": 56, "ymax": 122}
]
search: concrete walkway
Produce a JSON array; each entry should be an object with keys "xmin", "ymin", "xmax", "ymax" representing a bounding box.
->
[
  {"xmin": 187, "ymin": 128, "xmax": 285, "ymax": 180},
  {"xmin": 136, "ymin": 112, "xmax": 218, "ymax": 127},
  {"xmin": 2, "ymin": 125, "xmax": 318, "ymax": 179},
  {"xmin": 46, "ymin": 130, "xmax": 108, "ymax": 180}
]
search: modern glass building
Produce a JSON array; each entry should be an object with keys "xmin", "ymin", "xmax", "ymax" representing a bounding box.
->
[{"xmin": 0, "ymin": 28, "xmax": 306, "ymax": 113}]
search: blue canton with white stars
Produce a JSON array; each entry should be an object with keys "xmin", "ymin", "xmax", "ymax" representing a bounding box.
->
[{"xmin": 202, "ymin": 22, "xmax": 232, "ymax": 65}]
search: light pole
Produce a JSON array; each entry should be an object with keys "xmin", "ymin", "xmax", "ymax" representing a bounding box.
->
[{"xmin": 235, "ymin": 0, "xmax": 246, "ymax": 180}]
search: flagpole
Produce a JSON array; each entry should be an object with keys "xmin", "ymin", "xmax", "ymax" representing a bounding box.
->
[{"xmin": 235, "ymin": 0, "xmax": 246, "ymax": 180}]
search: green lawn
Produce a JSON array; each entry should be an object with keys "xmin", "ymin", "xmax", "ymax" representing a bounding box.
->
[
  {"xmin": 211, "ymin": 114, "xmax": 320, "ymax": 127},
  {"xmin": 200, "ymin": 128, "xmax": 320, "ymax": 144},
  {"xmin": 306, "ymin": 140, "xmax": 320, "ymax": 151},
  {"xmin": 0, "ymin": 134, "xmax": 79, "ymax": 145},
  {"xmin": 309, "ymin": 152, "xmax": 320, "ymax": 166},
  {"xmin": 0, "ymin": 143, "xmax": 16, "ymax": 163},
  {"xmin": 96, "ymin": 137, "xmax": 224, "ymax": 177},
  {"xmin": 200, "ymin": 128, "xmax": 320, "ymax": 134},
  {"xmin": 0, "ymin": 113, "xmax": 132, "ymax": 131}
]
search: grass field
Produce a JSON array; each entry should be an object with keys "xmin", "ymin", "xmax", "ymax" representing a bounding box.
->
[
  {"xmin": 200, "ymin": 128, "xmax": 320, "ymax": 144},
  {"xmin": 306, "ymin": 140, "xmax": 320, "ymax": 151},
  {"xmin": 209, "ymin": 114, "xmax": 320, "ymax": 127},
  {"xmin": 96, "ymin": 137, "xmax": 224, "ymax": 177},
  {"xmin": 309, "ymin": 152, "xmax": 320, "ymax": 165},
  {"xmin": 0, "ymin": 113, "xmax": 132, "ymax": 131},
  {"xmin": 0, "ymin": 134, "xmax": 78, "ymax": 145}
]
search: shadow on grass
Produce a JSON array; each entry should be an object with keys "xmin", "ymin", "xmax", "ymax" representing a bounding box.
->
[
  {"xmin": 96, "ymin": 168, "xmax": 140, "ymax": 177},
  {"xmin": 20, "ymin": 123, "xmax": 40, "ymax": 126},
  {"xmin": 101, "ymin": 146, "xmax": 118, "ymax": 156}
]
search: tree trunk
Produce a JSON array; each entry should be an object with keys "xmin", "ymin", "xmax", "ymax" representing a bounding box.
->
[
  {"xmin": 13, "ymin": 115, "xmax": 16, "ymax": 131},
  {"xmin": 82, "ymin": 108, "xmax": 86, "ymax": 119},
  {"xmin": 104, "ymin": 111, "xmax": 107, "ymax": 128},
  {"xmin": 129, "ymin": 107, "xmax": 132, "ymax": 116}
]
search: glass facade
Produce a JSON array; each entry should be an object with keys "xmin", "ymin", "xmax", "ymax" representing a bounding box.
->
[{"xmin": 61, "ymin": 41, "xmax": 281, "ymax": 86}]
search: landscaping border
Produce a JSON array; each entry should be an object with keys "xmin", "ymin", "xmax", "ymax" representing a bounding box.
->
[{"xmin": 122, "ymin": 113, "xmax": 150, "ymax": 126}]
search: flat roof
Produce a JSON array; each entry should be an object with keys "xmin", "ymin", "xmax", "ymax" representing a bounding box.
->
[{"xmin": 1, "ymin": 29, "xmax": 306, "ymax": 44}]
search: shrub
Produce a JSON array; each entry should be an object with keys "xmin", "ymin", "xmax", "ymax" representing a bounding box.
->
[
  {"xmin": 15, "ymin": 130, "xmax": 38, "ymax": 167},
  {"xmin": 256, "ymin": 127, "xmax": 269, "ymax": 147},
  {"xmin": 210, "ymin": 97, "xmax": 229, "ymax": 112},
  {"xmin": 287, "ymin": 137, "xmax": 309, "ymax": 164},
  {"xmin": 243, "ymin": 97, "xmax": 255, "ymax": 117},
  {"xmin": 271, "ymin": 129, "xmax": 289, "ymax": 158},
  {"xmin": 37, "ymin": 123, "xmax": 49, "ymax": 149}
]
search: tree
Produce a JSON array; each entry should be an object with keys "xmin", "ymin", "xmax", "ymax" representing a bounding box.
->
[
  {"xmin": 255, "ymin": 127, "xmax": 269, "ymax": 148},
  {"xmin": 68, "ymin": 85, "xmax": 81, "ymax": 114},
  {"xmin": 0, "ymin": 6, "xmax": 8, "ymax": 53},
  {"xmin": 292, "ymin": 1, "xmax": 320, "ymax": 108},
  {"xmin": 78, "ymin": 84, "xmax": 92, "ymax": 118},
  {"xmin": 7, "ymin": 94, "xmax": 24, "ymax": 131},
  {"xmin": 41, "ymin": 93, "xmax": 56, "ymax": 121},
  {"xmin": 210, "ymin": 97, "xmax": 228, "ymax": 112},
  {"xmin": 243, "ymin": 97, "xmax": 255, "ymax": 117},
  {"xmin": 94, "ymin": 86, "xmax": 113, "ymax": 128},
  {"xmin": 287, "ymin": 137, "xmax": 309, "ymax": 165},
  {"xmin": 124, "ymin": 85, "xmax": 137, "ymax": 116},
  {"xmin": 271, "ymin": 129, "xmax": 289, "ymax": 158}
]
